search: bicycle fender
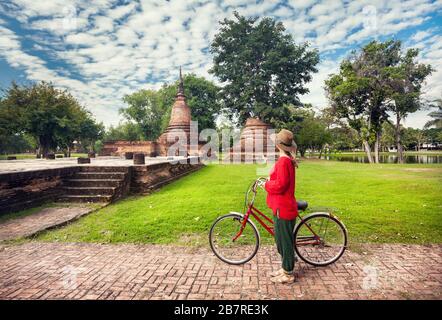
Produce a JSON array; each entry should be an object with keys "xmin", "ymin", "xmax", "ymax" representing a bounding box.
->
[
  {"xmin": 296, "ymin": 212, "xmax": 348, "ymax": 233},
  {"xmin": 229, "ymin": 212, "xmax": 261, "ymax": 243}
]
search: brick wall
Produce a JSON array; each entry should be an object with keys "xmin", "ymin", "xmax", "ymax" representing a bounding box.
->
[
  {"xmin": 100, "ymin": 141, "xmax": 158, "ymax": 156},
  {"xmin": 130, "ymin": 158, "xmax": 203, "ymax": 193},
  {"xmin": 0, "ymin": 158, "xmax": 203, "ymax": 215},
  {"xmin": 0, "ymin": 167, "xmax": 79, "ymax": 215}
]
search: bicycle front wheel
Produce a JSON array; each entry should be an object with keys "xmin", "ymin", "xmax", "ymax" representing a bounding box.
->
[
  {"xmin": 294, "ymin": 213, "xmax": 347, "ymax": 266},
  {"xmin": 209, "ymin": 213, "xmax": 260, "ymax": 265}
]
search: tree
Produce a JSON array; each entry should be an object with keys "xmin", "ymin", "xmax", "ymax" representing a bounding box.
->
[
  {"xmin": 1, "ymin": 81, "xmax": 99, "ymax": 157},
  {"xmin": 325, "ymin": 40, "xmax": 426, "ymax": 163},
  {"xmin": 423, "ymin": 127, "xmax": 442, "ymax": 148},
  {"xmin": 325, "ymin": 62, "xmax": 376, "ymax": 162},
  {"xmin": 121, "ymin": 89, "xmax": 165, "ymax": 140},
  {"xmin": 210, "ymin": 12, "xmax": 319, "ymax": 126},
  {"xmin": 78, "ymin": 116, "xmax": 105, "ymax": 152},
  {"xmin": 402, "ymin": 128, "xmax": 429, "ymax": 152},
  {"xmin": 103, "ymin": 122, "xmax": 145, "ymax": 141},
  {"xmin": 0, "ymin": 133, "xmax": 36, "ymax": 155},
  {"xmin": 386, "ymin": 48, "xmax": 433, "ymax": 162},
  {"xmin": 287, "ymin": 107, "xmax": 331, "ymax": 157},
  {"xmin": 328, "ymin": 126, "xmax": 360, "ymax": 152},
  {"xmin": 380, "ymin": 121, "xmax": 396, "ymax": 152},
  {"xmin": 158, "ymin": 73, "xmax": 222, "ymax": 132},
  {"xmin": 319, "ymin": 106, "xmax": 360, "ymax": 152},
  {"xmin": 424, "ymin": 98, "xmax": 442, "ymax": 129}
]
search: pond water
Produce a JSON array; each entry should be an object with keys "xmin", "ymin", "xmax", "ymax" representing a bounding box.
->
[{"xmin": 317, "ymin": 154, "xmax": 442, "ymax": 164}]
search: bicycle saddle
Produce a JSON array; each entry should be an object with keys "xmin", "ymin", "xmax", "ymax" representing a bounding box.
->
[{"xmin": 297, "ymin": 200, "xmax": 308, "ymax": 211}]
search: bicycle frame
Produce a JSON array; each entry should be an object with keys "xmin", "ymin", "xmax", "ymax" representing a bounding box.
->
[{"xmin": 232, "ymin": 179, "xmax": 322, "ymax": 246}]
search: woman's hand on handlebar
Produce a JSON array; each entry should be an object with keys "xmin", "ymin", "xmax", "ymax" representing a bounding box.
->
[{"xmin": 254, "ymin": 177, "xmax": 267, "ymax": 191}]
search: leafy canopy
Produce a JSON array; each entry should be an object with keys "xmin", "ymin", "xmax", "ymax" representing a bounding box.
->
[
  {"xmin": 210, "ymin": 12, "xmax": 319, "ymax": 126},
  {"xmin": 1, "ymin": 81, "xmax": 102, "ymax": 154}
]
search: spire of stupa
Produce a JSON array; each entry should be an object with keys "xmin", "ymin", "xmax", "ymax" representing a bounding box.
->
[{"xmin": 177, "ymin": 66, "xmax": 184, "ymax": 96}]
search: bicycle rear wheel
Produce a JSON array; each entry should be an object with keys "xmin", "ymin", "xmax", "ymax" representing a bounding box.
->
[
  {"xmin": 294, "ymin": 213, "xmax": 347, "ymax": 266},
  {"xmin": 209, "ymin": 213, "xmax": 260, "ymax": 265}
]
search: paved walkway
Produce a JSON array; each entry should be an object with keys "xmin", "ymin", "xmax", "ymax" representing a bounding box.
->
[
  {"xmin": 0, "ymin": 156, "xmax": 192, "ymax": 174},
  {"xmin": 0, "ymin": 242, "xmax": 440, "ymax": 300},
  {"xmin": 0, "ymin": 206, "xmax": 95, "ymax": 241}
]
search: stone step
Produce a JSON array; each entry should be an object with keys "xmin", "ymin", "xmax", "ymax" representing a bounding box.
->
[
  {"xmin": 73, "ymin": 172, "xmax": 126, "ymax": 180},
  {"xmin": 62, "ymin": 186, "xmax": 116, "ymax": 196},
  {"xmin": 58, "ymin": 195, "xmax": 113, "ymax": 203},
  {"xmin": 79, "ymin": 166, "xmax": 129, "ymax": 173},
  {"xmin": 64, "ymin": 179, "xmax": 123, "ymax": 188}
]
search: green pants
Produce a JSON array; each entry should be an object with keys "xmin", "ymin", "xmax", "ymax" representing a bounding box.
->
[{"xmin": 273, "ymin": 212, "xmax": 296, "ymax": 274}]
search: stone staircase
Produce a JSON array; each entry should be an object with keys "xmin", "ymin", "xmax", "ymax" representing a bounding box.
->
[{"xmin": 59, "ymin": 167, "xmax": 129, "ymax": 203}]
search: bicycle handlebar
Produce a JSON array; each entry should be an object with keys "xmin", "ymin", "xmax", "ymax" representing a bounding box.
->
[
  {"xmin": 243, "ymin": 177, "xmax": 268, "ymax": 214},
  {"xmin": 252, "ymin": 177, "xmax": 267, "ymax": 193}
]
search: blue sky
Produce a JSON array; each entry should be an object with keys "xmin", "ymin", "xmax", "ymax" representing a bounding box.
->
[{"xmin": 0, "ymin": 0, "xmax": 441, "ymax": 128}]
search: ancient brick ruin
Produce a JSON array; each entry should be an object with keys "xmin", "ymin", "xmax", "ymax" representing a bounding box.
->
[
  {"xmin": 224, "ymin": 117, "xmax": 278, "ymax": 163},
  {"xmin": 100, "ymin": 68, "xmax": 280, "ymax": 163},
  {"xmin": 100, "ymin": 68, "xmax": 197, "ymax": 157}
]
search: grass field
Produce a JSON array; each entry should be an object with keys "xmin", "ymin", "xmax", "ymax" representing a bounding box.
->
[{"xmin": 35, "ymin": 160, "xmax": 442, "ymax": 245}]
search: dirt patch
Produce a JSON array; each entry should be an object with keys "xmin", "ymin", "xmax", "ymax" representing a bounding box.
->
[
  {"xmin": 402, "ymin": 168, "xmax": 441, "ymax": 172},
  {"xmin": 177, "ymin": 232, "xmax": 207, "ymax": 247}
]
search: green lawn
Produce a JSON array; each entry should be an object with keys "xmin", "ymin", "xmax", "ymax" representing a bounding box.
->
[{"xmin": 36, "ymin": 160, "xmax": 442, "ymax": 245}]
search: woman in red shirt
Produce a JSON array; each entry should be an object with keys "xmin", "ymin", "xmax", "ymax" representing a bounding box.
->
[{"xmin": 264, "ymin": 129, "xmax": 298, "ymax": 284}]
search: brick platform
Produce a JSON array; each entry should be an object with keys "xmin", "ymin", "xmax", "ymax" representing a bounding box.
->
[
  {"xmin": 0, "ymin": 206, "xmax": 97, "ymax": 241},
  {"xmin": 0, "ymin": 242, "xmax": 440, "ymax": 300}
]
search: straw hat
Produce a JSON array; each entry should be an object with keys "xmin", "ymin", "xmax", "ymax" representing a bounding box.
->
[{"xmin": 275, "ymin": 129, "xmax": 297, "ymax": 152}]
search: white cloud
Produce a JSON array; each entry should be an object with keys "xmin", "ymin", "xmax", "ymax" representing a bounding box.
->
[
  {"xmin": 302, "ymin": 58, "xmax": 340, "ymax": 108},
  {"xmin": 0, "ymin": 0, "xmax": 440, "ymax": 129}
]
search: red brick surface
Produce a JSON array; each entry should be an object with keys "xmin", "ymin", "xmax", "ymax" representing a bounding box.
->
[
  {"xmin": 0, "ymin": 206, "xmax": 94, "ymax": 241},
  {"xmin": 0, "ymin": 242, "xmax": 440, "ymax": 300}
]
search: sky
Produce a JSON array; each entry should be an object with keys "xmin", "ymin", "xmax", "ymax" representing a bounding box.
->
[{"xmin": 0, "ymin": 0, "xmax": 441, "ymax": 129}]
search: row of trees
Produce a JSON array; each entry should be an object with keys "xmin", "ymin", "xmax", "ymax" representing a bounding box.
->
[
  {"xmin": 0, "ymin": 82, "xmax": 104, "ymax": 157},
  {"xmin": 288, "ymin": 106, "xmax": 442, "ymax": 157}
]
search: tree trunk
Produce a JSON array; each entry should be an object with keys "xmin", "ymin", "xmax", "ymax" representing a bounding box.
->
[
  {"xmin": 300, "ymin": 148, "xmax": 306, "ymax": 157},
  {"xmin": 319, "ymin": 147, "xmax": 323, "ymax": 159},
  {"xmin": 40, "ymin": 144, "xmax": 49, "ymax": 158},
  {"xmin": 363, "ymin": 140, "xmax": 374, "ymax": 163},
  {"xmin": 395, "ymin": 113, "xmax": 404, "ymax": 164},
  {"xmin": 374, "ymin": 131, "xmax": 380, "ymax": 164}
]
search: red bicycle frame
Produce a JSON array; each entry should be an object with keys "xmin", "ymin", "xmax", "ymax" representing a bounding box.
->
[{"xmin": 232, "ymin": 191, "xmax": 322, "ymax": 246}]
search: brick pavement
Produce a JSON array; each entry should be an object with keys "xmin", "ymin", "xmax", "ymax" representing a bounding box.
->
[
  {"xmin": 0, "ymin": 242, "xmax": 440, "ymax": 300},
  {"xmin": 0, "ymin": 206, "xmax": 96, "ymax": 241}
]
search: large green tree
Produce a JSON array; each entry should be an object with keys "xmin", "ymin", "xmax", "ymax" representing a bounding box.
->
[
  {"xmin": 325, "ymin": 40, "xmax": 431, "ymax": 163},
  {"xmin": 325, "ymin": 62, "xmax": 376, "ymax": 162},
  {"xmin": 386, "ymin": 48, "xmax": 433, "ymax": 162},
  {"xmin": 1, "ymin": 81, "xmax": 101, "ymax": 157},
  {"xmin": 210, "ymin": 12, "xmax": 319, "ymax": 126},
  {"xmin": 121, "ymin": 89, "xmax": 165, "ymax": 140}
]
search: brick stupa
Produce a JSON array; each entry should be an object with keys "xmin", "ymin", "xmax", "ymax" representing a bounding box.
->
[
  {"xmin": 224, "ymin": 117, "xmax": 278, "ymax": 163},
  {"xmin": 156, "ymin": 67, "xmax": 193, "ymax": 156}
]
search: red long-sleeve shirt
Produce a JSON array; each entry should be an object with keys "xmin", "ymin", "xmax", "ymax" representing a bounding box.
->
[{"xmin": 264, "ymin": 156, "xmax": 298, "ymax": 220}]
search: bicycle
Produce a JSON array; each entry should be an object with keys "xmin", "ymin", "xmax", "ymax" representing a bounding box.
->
[{"xmin": 209, "ymin": 177, "xmax": 348, "ymax": 266}]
